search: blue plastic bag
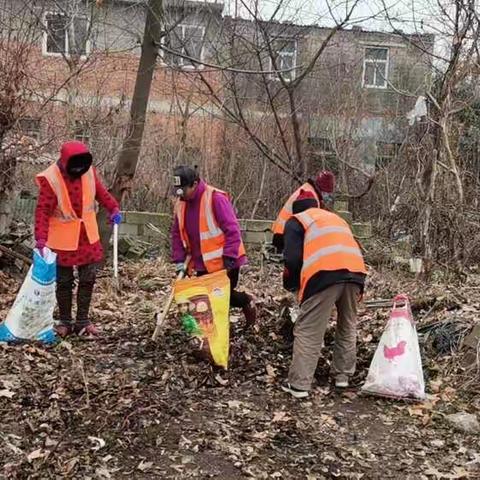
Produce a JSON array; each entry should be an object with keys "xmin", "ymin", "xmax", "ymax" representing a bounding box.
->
[{"xmin": 0, "ymin": 248, "xmax": 57, "ymax": 344}]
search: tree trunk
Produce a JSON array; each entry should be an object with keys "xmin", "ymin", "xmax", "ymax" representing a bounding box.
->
[{"xmin": 99, "ymin": 0, "xmax": 163, "ymax": 250}]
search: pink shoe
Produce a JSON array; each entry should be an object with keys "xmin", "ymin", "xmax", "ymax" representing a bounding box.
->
[
  {"xmin": 75, "ymin": 323, "xmax": 100, "ymax": 338},
  {"xmin": 55, "ymin": 324, "xmax": 73, "ymax": 338}
]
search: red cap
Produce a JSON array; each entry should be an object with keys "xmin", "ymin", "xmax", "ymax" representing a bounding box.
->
[{"xmin": 315, "ymin": 171, "xmax": 335, "ymax": 193}]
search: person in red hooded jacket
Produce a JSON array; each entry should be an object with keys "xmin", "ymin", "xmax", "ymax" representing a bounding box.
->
[{"xmin": 34, "ymin": 141, "xmax": 120, "ymax": 338}]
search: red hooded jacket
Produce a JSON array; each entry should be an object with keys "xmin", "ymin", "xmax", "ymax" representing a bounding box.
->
[{"xmin": 35, "ymin": 141, "xmax": 119, "ymax": 267}]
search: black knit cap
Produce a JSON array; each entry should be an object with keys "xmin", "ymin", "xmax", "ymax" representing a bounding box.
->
[{"xmin": 173, "ymin": 165, "xmax": 200, "ymax": 188}]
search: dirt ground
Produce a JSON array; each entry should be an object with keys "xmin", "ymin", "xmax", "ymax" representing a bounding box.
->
[{"xmin": 1, "ymin": 258, "xmax": 480, "ymax": 479}]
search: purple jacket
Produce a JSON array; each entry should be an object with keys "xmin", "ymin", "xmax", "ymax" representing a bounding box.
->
[{"xmin": 171, "ymin": 180, "xmax": 247, "ymax": 272}]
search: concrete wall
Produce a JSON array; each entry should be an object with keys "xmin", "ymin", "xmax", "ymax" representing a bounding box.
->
[
  {"xmin": 119, "ymin": 209, "xmax": 372, "ymax": 243},
  {"xmin": 10, "ymin": 198, "xmax": 372, "ymax": 246},
  {"xmin": 119, "ymin": 211, "xmax": 275, "ymax": 244}
]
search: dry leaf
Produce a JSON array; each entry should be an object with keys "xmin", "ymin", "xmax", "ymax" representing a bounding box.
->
[
  {"xmin": 137, "ymin": 460, "xmax": 153, "ymax": 471},
  {"xmin": 27, "ymin": 448, "xmax": 45, "ymax": 462},
  {"xmin": 266, "ymin": 364, "xmax": 276, "ymax": 377},
  {"xmin": 64, "ymin": 458, "xmax": 79, "ymax": 475},
  {"xmin": 45, "ymin": 437, "xmax": 58, "ymax": 448},
  {"xmin": 227, "ymin": 400, "xmax": 242, "ymax": 409},
  {"xmin": 214, "ymin": 374, "xmax": 228, "ymax": 386},
  {"xmin": 0, "ymin": 389, "xmax": 15, "ymax": 398},
  {"xmin": 273, "ymin": 410, "xmax": 291, "ymax": 422},
  {"xmin": 88, "ymin": 436, "xmax": 106, "ymax": 451},
  {"xmin": 423, "ymin": 465, "xmax": 469, "ymax": 479},
  {"xmin": 95, "ymin": 466, "xmax": 112, "ymax": 479}
]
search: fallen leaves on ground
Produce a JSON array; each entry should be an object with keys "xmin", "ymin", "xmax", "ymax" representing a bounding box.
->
[{"xmin": 0, "ymin": 257, "xmax": 479, "ymax": 478}]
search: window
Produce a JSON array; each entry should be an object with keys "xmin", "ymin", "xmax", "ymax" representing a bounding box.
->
[
  {"xmin": 43, "ymin": 12, "xmax": 89, "ymax": 56},
  {"xmin": 18, "ymin": 117, "xmax": 40, "ymax": 140},
  {"xmin": 74, "ymin": 121, "xmax": 90, "ymax": 144},
  {"xmin": 363, "ymin": 47, "xmax": 389, "ymax": 88},
  {"xmin": 269, "ymin": 38, "xmax": 297, "ymax": 82},
  {"xmin": 376, "ymin": 142, "xmax": 400, "ymax": 167},
  {"xmin": 164, "ymin": 25, "xmax": 205, "ymax": 68}
]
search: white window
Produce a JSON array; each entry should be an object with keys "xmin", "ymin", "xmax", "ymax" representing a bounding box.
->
[
  {"xmin": 18, "ymin": 117, "xmax": 41, "ymax": 140},
  {"xmin": 269, "ymin": 38, "xmax": 297, "ymax": 82},
  {"xmin": 363, "ymin": 47, "xmax": 389, "ymax": 88},
  {"xmin": 43, "ymin": 12, "xmax": 90, "ymax": 57},
  {"xmin": 164, "ymin": 25, "xmax": 205, "ymax": 68}
]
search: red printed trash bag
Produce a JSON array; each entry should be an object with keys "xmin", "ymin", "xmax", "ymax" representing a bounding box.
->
[{"xmin": 362, "ymin": 294, "xmax": 425, "ymax": 400}]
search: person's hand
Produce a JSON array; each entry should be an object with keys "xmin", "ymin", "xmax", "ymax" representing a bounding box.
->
[
  {"xmin": 223, "ymin": 256, "xmax": 236, "ymax": 271},
  {"xmin": 109, "ymin": 211, "xmax": 123, "ymax": 225},
  {"xmin": 35, "ymin": 240, "xmax": 46, "ymax": 256},
  {"xmin": 175, "ymin": 262, "xmax": 186, "ymax": 274}
]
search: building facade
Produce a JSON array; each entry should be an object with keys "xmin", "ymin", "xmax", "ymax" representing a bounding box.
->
[{"xmin": 2, "ymin": 0, "xmax": 434, "ymax": 199}]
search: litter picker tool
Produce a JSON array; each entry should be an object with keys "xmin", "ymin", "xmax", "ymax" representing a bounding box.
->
[
  {"xmin": 113, "ymin": 223, "xmax": 120, "ymax": 292},
  {"xmin": 151, "ymin": 256, "xmax": 190, "ymax": 341}
]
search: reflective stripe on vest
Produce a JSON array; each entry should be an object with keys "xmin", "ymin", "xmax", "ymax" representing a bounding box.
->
[
  {"xmin": 294, "ymin": 208, "xmax": 366, "ymax": 302},
  {"xmin": 176, "ymin": 184, "xmax": 246, "ymax": 273},
  {"xmin": 272, "ymin": 183, "xmax": 319, "ymax": 235},
  {"xmin": 36, "ymin": 164, "xmax": 99, "ymax": 251}
]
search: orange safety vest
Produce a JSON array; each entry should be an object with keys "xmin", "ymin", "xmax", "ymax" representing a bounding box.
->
[
  {"xmin": 294, "ymin": 208, "xmax": 366, "ymax": 302},
  {"xmin": 176, "ymin": 185, "xmax": 246, "ymax": 273},
  {"xmin": 36, "ymin": 164, "xmax": 99, "ymax": 251},
  {"xmin": 272, "ymin": 182, "xmax": 319, "ymax": 235}
]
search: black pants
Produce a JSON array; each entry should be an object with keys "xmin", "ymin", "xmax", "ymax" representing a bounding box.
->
[
  {"xmin": 198, "ymin": 268, "xmax": 250, "ymax": 309},
  {"xmin": 56, "ymin": 264, "xmax": 98, "ymax": 327}
]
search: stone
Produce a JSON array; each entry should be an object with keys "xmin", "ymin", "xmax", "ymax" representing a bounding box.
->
[
  {"xmin": 337, "ymin": 210, "xmax": 353, "ymax": 223},
  {"xmin": 119, "ymin": 223, "xmax": 139, "ymax": 236},
  {"xmin": 463, "ymin": 324, "xmax": 480, "ymax": 350},
  {"xmin": 352, "ymin": 222, "xmax": 372, "ymax": 238},
  {"xmin": 124, "ymin": 211, "xmax": 170, "ymax": 227},
  {"xmin": 445, "ymin": 412, "xmax": 480, "ymax": 434}
]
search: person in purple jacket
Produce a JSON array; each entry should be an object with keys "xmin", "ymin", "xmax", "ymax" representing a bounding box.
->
[{"xmin": 171, "ymin": 165, "xmax": 257, "ymax": 327}]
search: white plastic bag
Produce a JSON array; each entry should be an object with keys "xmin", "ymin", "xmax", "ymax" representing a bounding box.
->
[
  {"xmin": 362, "ymin": 294, "xmax": 425, "ymax": 400},
  {"xmin": 0, "ymin": 248, "xmax": 57, "ymax": 344}
]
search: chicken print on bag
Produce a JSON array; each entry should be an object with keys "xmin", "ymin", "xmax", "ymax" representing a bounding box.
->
[{"xmin": 384, "ymin": 340, "xmax": 407, "ymax": 361}]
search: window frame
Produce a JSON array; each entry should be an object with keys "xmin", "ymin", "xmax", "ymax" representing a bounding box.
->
[
  {"xmin": 362, "ymin": 46, "xmax": 389, "ymax": 89},
  {"xmin": 268, "ymin": 37, "xmax": 297, "ymax": 83},
  {"xmin": 161, "ymin": 23, "xmax": 206, "ymax": 70},
  {"xmin": 42, "ymin": 11, "xmax": 91, "ymax": 58}
]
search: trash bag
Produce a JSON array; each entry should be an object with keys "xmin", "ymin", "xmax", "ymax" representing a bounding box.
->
[
  {"xmin": 174, "ymin": 270, "xmax": 230, "ymax": 369},
  {"xmin": 362, "ymin": 294, "xmax": 425, "ymax": 400},
  {"xmin": 0, "ymin": 248, "xmax": 57, "ymax": 344}
]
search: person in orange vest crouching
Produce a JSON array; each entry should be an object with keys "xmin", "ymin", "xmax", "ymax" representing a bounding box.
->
[
  {"xmin": 272, "ymin": 170, "xmax": 335, "ymax": 253},
  {"xmin": 171, "ymin": 165, "xmax": 256, "ymax": 327},
  {"xmin": 280, "ymin": 189, "xmax": 367, "ymax": 398},
  {"xmin": 34, "ymin": 141, "xmax": 121, "ymax": 338}
]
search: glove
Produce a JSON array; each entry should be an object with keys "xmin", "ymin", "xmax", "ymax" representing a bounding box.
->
[
  {"xmin": 223, "ymin": 256, "xmax": 236, "ymax": 271},
  {"xmin": 175, "ymin": 262, "xmax": 186, "ymax": 274},
  {"xmin": 110, "ymin": 211, "xmax": 123, "ymax": 225}
]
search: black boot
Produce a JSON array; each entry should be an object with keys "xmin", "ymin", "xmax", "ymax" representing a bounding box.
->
[
  {"xmin": 75, "ymin": 264, "xmax": 98, "ymax": 333},
  {"xmin": 56, "ymin": 266, "xmax": 74, "ymax": 337}
]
